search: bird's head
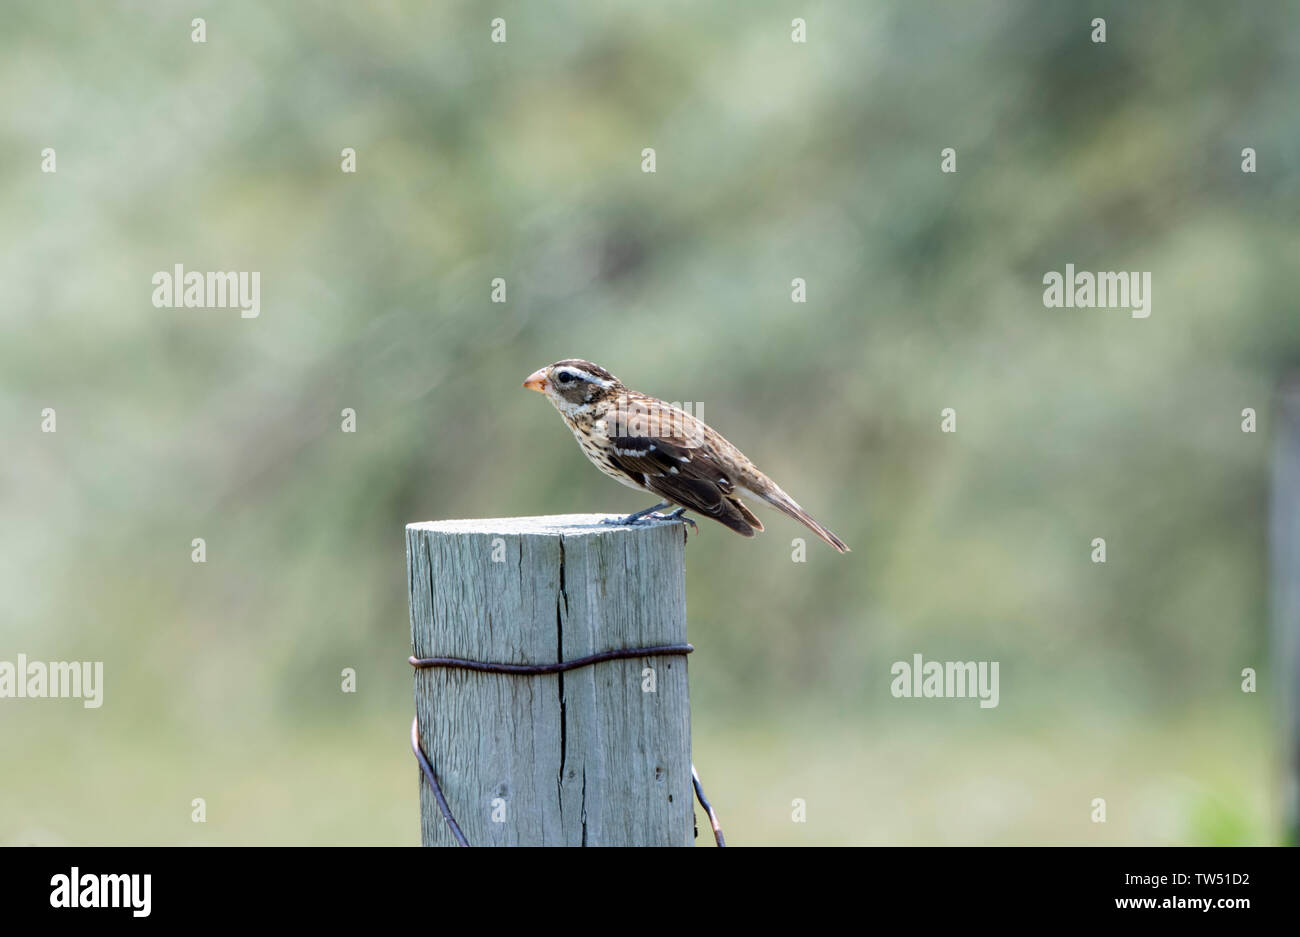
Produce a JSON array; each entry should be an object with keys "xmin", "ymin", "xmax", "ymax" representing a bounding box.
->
[{"xmin": 523, "ymin": 359, "xmax": 623, "ymax": 411}]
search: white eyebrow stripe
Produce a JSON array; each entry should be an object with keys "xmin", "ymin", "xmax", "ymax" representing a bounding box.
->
[{"xmin": 563, "ymin": 368, "xmax": 613, "ymax": 388}]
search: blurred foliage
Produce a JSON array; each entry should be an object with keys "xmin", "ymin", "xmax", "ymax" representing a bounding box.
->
[{"xmin": 2, "ymin": 1, "xmax": 1297, "ymax": 844}]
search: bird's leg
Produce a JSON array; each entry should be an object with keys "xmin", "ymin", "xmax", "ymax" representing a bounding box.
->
[
  {"xmin": 601, "ymin": 502, "xmax": 670, "ymax": 526},
  {"xmin": 601, "ymin": 503, "xmax": 697, "ymax": 532},
  {"xmin": 665, "ymin": 507, "xmax": 697, "ymax": 533}
]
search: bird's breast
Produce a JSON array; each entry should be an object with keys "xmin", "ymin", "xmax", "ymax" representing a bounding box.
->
[{"xmin": 564, "ymin": 417, "xmax": 643, "ymax": 489}]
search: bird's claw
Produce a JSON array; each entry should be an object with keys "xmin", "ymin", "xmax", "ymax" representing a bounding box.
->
[
  {"xmin": 664, "ymin": 507, "xmax": 698, "ymax": 534},
  {"xmin": 601, "ymin": 512, "xmax": 672, "ymax": 527},
  {"xmin": 600, "ymin": 508, "xmax": 696, "ymax": 533}
]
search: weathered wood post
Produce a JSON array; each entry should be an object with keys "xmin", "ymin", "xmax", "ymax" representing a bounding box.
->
[
  {"xmin": 407, "ymin": 514, "xmax": 693, "ymax": 846},
  {"xmin": 1271, "ymin": 380, "xmax": 1300, "ymax": 845}
]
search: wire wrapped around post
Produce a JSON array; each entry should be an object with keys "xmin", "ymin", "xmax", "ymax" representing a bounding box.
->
[{"xmin": 408, "ymin": 643, "xmax": 725, "ymax": 847}]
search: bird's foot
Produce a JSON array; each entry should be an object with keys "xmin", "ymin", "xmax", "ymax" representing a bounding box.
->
[
  {"xmin": 599, "ymin": 503, "xmax": 694, "ymax": 532},
  {"xmin": 664, "ymin": 507, "xmax": 697, "ymax": 533},
  {"xmin": 600, "ymin": 503, "xmax": 669, "ymax": 527}
]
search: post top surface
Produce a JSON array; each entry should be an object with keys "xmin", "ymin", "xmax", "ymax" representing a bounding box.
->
[{"xmin": 406, "ymin": 514, "xmax": 682, "ymax": 536}]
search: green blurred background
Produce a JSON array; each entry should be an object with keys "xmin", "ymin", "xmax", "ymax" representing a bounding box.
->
[{"xmin": 3, "ymin": 1, "xmax": 1297, "ymax": 845}]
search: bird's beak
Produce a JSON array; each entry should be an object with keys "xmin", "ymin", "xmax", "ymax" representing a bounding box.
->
[{"xmin": 523, "ymin": 368, "xmax": 548, "ymax": 393}]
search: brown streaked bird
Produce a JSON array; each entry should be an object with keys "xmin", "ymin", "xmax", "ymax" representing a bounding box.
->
[{"xmin": 523, "ymin": 359, "xmax": 849, "ymax": 552}]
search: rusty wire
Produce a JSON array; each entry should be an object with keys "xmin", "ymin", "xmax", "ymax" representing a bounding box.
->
[
  {"xmin": 409, "ymin": 644, "xmax": 693, "ymax": 675},
  {"xmin": 409, "ymin": 643, "xmax": 725, "ymax": 847}
]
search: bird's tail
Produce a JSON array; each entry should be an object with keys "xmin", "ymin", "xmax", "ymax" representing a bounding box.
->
[{"xmin": 756, "ymin": 486, "xmax": 850, "ymax": 553}]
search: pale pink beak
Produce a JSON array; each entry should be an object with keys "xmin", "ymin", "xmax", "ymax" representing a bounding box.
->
[{"xmin": 523, "ymin": 368, "xmax": 549, "ymax": 393}]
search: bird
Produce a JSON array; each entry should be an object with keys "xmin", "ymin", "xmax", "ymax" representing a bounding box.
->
[{"xmin": 523, "ymin": 359, "xmax": 849, "ymax": 552}]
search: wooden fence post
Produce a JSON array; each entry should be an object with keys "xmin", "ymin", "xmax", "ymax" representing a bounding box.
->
[
  {"xmin": 1272, "ymin": 381, "xmax": 1300, "ymax": 845},
  {"xmin": 407, "ymin": 514, "xmax": 693, "ymax": 846}
]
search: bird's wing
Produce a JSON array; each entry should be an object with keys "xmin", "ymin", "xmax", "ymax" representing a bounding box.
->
[{"xmin": 603, "ymin": 398, "xmax": 761, "ymax": 535}]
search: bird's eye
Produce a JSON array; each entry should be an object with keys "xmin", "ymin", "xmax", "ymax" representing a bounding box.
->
[{"xmin": 557, "ymin": 371, "xmax": 574, "ymax": 384}]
